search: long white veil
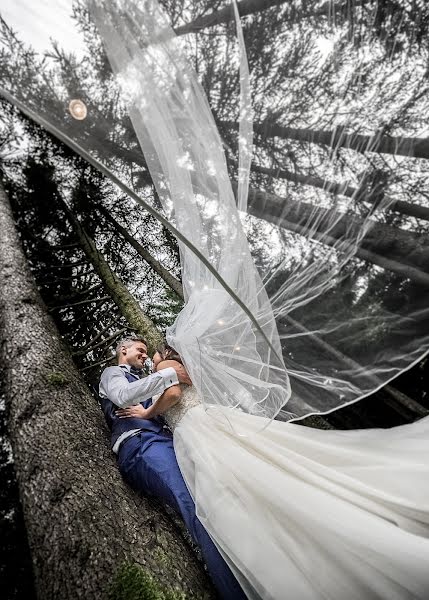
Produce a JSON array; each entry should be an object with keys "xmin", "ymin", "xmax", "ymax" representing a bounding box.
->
[
  {"xmin": 0, "ymin": 0, "xmax": 428, "ymax": 419},
  {"xmin": 89, "ymin": 0, "xmax": 290, "ymax": 417}
]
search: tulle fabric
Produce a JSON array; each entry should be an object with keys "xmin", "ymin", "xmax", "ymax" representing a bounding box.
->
[
  {"xmin": 2, "ymin": 1, "xmax": 429, "ymax": 419},
  {"xmin": 174, "ymin": 401, "xmax": 429, "ymax": 599},
  {"xmin": 87, "ymin": 0, "xmax": 291, "ymax": 420}
]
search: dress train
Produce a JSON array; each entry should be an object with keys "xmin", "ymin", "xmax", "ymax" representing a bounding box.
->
[{"xmin": 172, "ymin": 399, "xmax": 429, "ymax": 600}]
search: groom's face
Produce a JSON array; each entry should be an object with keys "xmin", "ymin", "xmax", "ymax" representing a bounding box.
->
[{"xmin": 123, "ymin": 341, "xmax": 148, "ymax": 369}]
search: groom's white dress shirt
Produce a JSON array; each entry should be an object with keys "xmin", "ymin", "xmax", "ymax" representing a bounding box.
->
[
  {"xmin": 99, "ymin": 364, "xmax": 179, "ymax": 407},
  {"xmin": 99, "ymin": 364, "xmax": 179, "ymax": 454}
]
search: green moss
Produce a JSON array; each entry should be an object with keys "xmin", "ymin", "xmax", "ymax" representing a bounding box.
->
[
  {"xmin": 45, "ymin": 371, "xmax": 70, "ymax": 387},
  {"xmin": 153, "ymin": 547, "xmax": 171, "ymax": 568},
  {"xmin": 108, "ymin": 562, "xmax": 188, "ymax": 600}
]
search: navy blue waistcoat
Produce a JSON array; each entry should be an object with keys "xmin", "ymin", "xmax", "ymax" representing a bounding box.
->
[{"xmin": 98, "ymin": 369, "xmax": 165, "ymax": 449}]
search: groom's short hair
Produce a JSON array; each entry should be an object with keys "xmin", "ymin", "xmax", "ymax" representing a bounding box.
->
[{"xmin": 115, "ymin": 336, "xmax": 148, "ymax": 358}]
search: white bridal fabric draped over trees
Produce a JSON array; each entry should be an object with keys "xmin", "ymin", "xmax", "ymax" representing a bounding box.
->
[{"xmin": 0, "ymin": 0, "xmax": 429, "ymax": 419}]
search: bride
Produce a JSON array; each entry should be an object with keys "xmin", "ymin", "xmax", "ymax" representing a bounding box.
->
[{"xmin": 116, "ymin": 346, "xmax": 429, "ymax": 600}]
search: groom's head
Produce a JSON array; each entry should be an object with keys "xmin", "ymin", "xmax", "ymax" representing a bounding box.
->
[{"xmin": 116, "ymin": 336, "xmax": 148, "ymax": 369}]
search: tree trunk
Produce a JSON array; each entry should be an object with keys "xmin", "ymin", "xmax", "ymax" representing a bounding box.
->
[
  {"xmin": 223, "ymin": 120, "xmax": 429, "ymax": 160},
  {"xmin": 238, "ymin": 183, "xmax": 429, "ymax": 287},
  {"xmin": 62, "ymin": 202, "xmax": 163, "ymax": 353},
  {"xmin": 252, "ymin": 163, "xmax": 429, "ymax": 222},
  {"xmin": 173, "ymin": 0, "xmax": 347, "ymax": 36},
  {"xmin": 174, "ymin": 0, "xmax": 289, "ymax": 35},
  {"xmin": 98, "ymin": 205, "xmax": 184, "ymax": 300},
  {"xmin": 0, "ymin": 182, "xmax": 215, "ymax": 599}
]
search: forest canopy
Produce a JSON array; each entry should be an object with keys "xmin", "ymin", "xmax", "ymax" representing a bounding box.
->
[{"xmin": 0, "ymin": 0, "xmax": 428, "ymax": 414}]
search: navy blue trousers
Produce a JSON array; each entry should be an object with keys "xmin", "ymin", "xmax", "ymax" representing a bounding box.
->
[{"xmin": 118, "ymin": 430, "xmax": 246, "ymax": 600}]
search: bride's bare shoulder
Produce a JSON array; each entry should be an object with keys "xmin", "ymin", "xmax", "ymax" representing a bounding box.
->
[{"xmin": 156, "ymin": 359, "xmax": 183, "ymax": 370}]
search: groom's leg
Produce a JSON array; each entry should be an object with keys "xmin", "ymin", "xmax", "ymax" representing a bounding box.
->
[{"xmin": 118, "ymin": 432, "xmax": 246, "ymax": 600}]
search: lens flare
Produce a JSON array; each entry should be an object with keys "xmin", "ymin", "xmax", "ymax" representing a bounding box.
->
[{"xmin": 68, "ymin": 99, "xmax": 87, "ymax": 120}]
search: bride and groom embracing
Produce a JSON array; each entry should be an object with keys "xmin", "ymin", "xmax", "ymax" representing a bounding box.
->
[{"xmin": 100, "ymin": 336, "xmax": 429, "ymax": 600}]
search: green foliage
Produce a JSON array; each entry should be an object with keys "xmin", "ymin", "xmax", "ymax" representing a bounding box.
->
[
  {"xmin": 45, "ymin": 371, "xmax": 70, "ymax": 387},
  {"xmin": 108, "ymin": 562, "xmax": 187, "ymax": 600}
]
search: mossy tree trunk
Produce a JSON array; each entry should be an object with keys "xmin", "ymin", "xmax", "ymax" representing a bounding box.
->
[
  {"xmin": 97, "ymin": 204, "xmax": 184, "ymax": 300},
  {"xmin": 0, "ymin": 181, "xmax": 215, "ymax": 600},
  {"xmin": 62, "ymin": 200, "xmax": 163, "ymax": 353}
]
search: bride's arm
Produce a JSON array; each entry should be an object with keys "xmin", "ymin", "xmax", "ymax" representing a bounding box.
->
[
  {"xmin": 116, "ymin": 359, "xmax": 191, "ymax": 420},
  {"xmin": 116, "ymin": 385, "xmax": 182, "ymax": 420}
]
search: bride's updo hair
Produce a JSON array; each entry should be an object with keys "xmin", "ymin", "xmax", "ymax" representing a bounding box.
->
[{"xmin": 156, "ymin": 342, "xmax": 182, "ymax": 364}]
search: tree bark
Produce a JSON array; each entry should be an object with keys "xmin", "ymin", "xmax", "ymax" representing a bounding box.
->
[
  {"xmin": 222, "ymin": 119, "xmax": 429, "ymax": 160},
  {"xmin": 98, "ymin": 205, "xmax": 184, "ymax": 300},
  {"xmin": 252, "ymin": 163, "xmax": 429, "ymax": 222},
  {"xmin": 238, "ymin": 183, "xmax": 429, "ymax": 287},
  {"xmin": 0, "ymin": 182, "xmax": 215, "ymax": 599}
]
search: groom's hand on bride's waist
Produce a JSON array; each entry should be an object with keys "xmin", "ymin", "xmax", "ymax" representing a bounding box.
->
[{"xmin": 115, "ymin": 404, "xmax": 149, "ymax": 419}]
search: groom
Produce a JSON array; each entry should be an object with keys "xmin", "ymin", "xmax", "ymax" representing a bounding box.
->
[{"xmin": 99, "ymin": 336, "xmax": 245, "ymax": 600}]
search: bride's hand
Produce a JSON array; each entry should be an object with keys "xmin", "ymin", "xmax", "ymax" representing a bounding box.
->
[
  {"xmin": 115, "ymin": 405, "xmax": 149, "ymax": 419},
  {"xmin": 175, "ymin": 363, "xmax": 192, "ymax": 386}
]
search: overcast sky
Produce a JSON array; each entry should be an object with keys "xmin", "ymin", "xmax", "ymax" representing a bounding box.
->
[{"xmin": 1, "ymin": 0, "xmax": 85, "ymax": 57}]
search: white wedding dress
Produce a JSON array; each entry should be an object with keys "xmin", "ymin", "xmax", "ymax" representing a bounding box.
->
[{"xmin": 165, "ymin": 387, "xmax": 429, "ymax": 600}]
